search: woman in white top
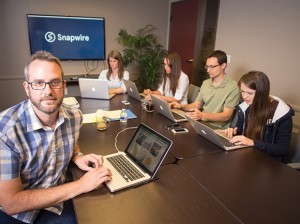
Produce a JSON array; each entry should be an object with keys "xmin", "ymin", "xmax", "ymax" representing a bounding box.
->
[
  {"xmin": 144, "ymin": 52, "xmax": 189, "ymax": 104},
  {"xmin": 99, "ymin": 50, "xmax": 129, "ymax": 94}
]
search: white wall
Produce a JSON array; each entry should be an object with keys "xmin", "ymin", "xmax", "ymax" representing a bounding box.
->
[
  {"xmin": 216, "ymin": 0, "xmax": 300, "ymax": 107},
  {"xmin": 0, "ymin": 0, "xmax": 169, "ymax": 110}
]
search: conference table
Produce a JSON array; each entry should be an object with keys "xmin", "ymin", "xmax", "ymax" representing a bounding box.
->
[{"xmin": 71, "ymin": 94, "xmax": 300, "ymax": 224}]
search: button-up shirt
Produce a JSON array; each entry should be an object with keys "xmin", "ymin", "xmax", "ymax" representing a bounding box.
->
[{"xmin": 0, "ymin": 100, "xmax": 82, "ymax": 223}]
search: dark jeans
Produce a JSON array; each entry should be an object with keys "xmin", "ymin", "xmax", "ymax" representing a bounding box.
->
[{"xmin": 0, "ymin": 199, "xmax": 77, "ymax": 224}]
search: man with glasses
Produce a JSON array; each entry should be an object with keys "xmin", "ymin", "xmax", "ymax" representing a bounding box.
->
[
  {"xmin": 170, "ymin": 50, "xmax": 239, "ymax": 128},
  {"xmin": 0, "ymin": 51, "xmax": 112, "ymax": 223}
]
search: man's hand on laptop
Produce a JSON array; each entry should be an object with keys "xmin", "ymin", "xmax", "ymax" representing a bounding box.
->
[
  {"xmin": 77, "ymin": 166, "xmax": 112, "ymax": 193},
  {"xmin": 185, "ymin": 108, "xmax": 202, "ymax": 120},
  {"xmin": 74, "ymin": 153, "xmax": 104, "ymax": 171},
  {"xmin": 169, "ymin": 102, "xmax": 181, "ymax": 109}
]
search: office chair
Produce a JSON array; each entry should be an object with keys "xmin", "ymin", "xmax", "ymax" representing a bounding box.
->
[
  {"xmin": 187, "ymin": 84, "xmax": 200, "ymax": 103},
  {"xmin": 287, "ymin": 125, "xmax": 300, "ymax": 170}
]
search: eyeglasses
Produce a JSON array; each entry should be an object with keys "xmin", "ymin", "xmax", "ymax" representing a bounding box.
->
[
  {"xmin": 205, "ymin": 64, "xmax": 220, "ymax": 70},
  {"xmin": 27, "ymin": 80, "xmax": 64, "ymax": 90}
]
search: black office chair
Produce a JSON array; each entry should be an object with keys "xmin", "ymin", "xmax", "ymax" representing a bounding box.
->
[{"xmin": 287, "ymin": 124, "xmax": 300, "ymax": 171}]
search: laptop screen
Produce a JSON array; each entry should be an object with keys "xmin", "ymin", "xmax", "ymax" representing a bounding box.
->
[{"xmin": 125, "ymin": 124, "xmax": 172, "ymax": 175}]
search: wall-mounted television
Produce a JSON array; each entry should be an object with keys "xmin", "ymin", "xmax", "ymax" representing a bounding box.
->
[{"xmin": 27, "ymin": 14, "xmax": 106, "ymax": 60}]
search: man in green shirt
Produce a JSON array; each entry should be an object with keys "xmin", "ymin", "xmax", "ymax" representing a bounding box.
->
[{"xmin": 170, "ymin": 50, "xmax": 239, "ymax": 128}]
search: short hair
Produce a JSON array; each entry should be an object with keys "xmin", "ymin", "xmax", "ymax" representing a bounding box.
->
[
  {"xmin": 207, "ymin": 50, "xmax": 227, "ymax": 65},
  {"xmin": 24, "ymin": 50, "xmax": 64, "ymax": 81}
]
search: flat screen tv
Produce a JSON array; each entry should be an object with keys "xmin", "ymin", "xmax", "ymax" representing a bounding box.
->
[{"xmin": 27, "ymin": 14, "xmax": 106, "ymax": 60}]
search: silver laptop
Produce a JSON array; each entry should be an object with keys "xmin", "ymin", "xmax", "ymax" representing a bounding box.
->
[
  {"xmin": 78, "ymin": 78, "xmax": 116, "ymax": 100},
  {"xmin": 123, "ymin": 80, "xmax": 145, "ymax": 101},
  {"xmin": 186, "ymin": 116, "xmax": 248, "ymax": 151},
  {"xmin": 104, "ymin": 123, "xmax": 172, "ymax": 192},
  {"xmin": 151, "ymin": 95, "xmax": 187, "ymax": 122}
]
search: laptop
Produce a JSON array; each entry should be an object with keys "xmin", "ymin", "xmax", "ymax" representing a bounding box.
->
[
  {"xmin": 151, "ymin": 95, "xmax": 187, "ymax": 122},
  {"xmin": 123, "ymin": 79, "xmax": 145, "ymax": 101},
  {"xmin": 78, "ymin": 78, "xmax": 116, "ymax": 100},
  {"xmin": 186, "ymin": 116, "xmax": 248, "ymax": 151},
  {"xmin": 103, "ymin": 123, "xmax": 172, "ymax": 192}
]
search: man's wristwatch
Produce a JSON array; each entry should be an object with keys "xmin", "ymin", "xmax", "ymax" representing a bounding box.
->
[{"xmin": 73, "ymin": 151, "xmax": 84, "ymax": 159}]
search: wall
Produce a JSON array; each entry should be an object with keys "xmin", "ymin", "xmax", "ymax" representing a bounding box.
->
[
  {"xmin": 0, "ymin": 0, "xmax": 169, "ymax": 111},
  {"xmin": 216, "ymin": 0, "xmax": 300, "ymax": 107},
  {"xmin": 1, "ymin": 0, "xmax": 299, "ymax": 116}
]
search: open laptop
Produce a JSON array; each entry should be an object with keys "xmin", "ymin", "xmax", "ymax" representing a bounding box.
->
[
  {"xmin": 186, "ymin": 116, "xmax": 248, "ymax": 151},
  {"xmin": 123, "ymin": 80, "xmax": 145, "ymax": 101},
  {"xmin": 104, "ymin": 123, "xmax": 172, "ymax": 192},
  {"xmin": 78, "ymin": 78, "xmax": 116, "ymax": 100},
  {"xmin": 151, "ymin": 95, "xmax": 187, "ymax": 122}
]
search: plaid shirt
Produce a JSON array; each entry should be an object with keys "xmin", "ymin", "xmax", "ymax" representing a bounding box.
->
[{"xmin": 0, "ymin": 100, "xmax": 82, "ymax": 223}]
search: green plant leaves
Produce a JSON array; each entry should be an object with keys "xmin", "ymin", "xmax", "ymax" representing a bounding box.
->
[{"xmin": 117, "ymin": 25, "xmax": 167, "ymax": 91}]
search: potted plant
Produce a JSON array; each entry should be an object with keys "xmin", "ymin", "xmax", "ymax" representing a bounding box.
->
[{"xmin": 117, "ymin": 25, "xmax": 167, "ymax": 91}]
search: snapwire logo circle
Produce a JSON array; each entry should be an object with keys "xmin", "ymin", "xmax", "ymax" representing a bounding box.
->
[{"xmin": 45, "ymin": 32, "xmax": 56, "ymax": 43}]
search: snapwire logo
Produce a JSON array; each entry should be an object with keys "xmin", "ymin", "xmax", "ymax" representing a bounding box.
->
[
  {"xmin": 45, "ymin": 31, "xmax": 90, "ymax": 43},
  {"xmin": 45, "ymin": 32, "xmax": 56, "ymax": 42}
]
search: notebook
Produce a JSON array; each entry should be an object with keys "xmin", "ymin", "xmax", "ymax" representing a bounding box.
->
[
  {"xmin": 104, "ymin": 123, "xmax": 172, "ymax": 192},
  {"xmin": 62, "ymin": 97, "xmax": 80, "ymax": 108},
  {"xmin": 123, "ymin": 79, "xmax": 145, "ymax": 101},
  {"xmin": 78, "ymin": 78, "xmax": 116, "ymax": 100},
  {"xmin": 151, "ymin": 95, "xmax": 187, "ymax": 122},
  {"xmin": 186, "ymin": 116, "xmax": 248, "ymax": 151}
]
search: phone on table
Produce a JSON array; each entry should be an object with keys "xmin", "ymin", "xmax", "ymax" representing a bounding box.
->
[
  {"xmin": 121, "ymin": 100, "xmax": 130, "ymax": 105},
  {"xmin": 171, "ymin": 128, "xmax": 189, "ymax": 135},
  {"xmin": 166, "ymin": 123, "xmax": 181, "ymax": 130}
]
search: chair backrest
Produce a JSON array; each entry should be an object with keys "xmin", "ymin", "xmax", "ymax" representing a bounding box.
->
[
  {"xmin": 187, "ymin": 84, "xmax": 200, "ymax": 103},
  {"xmin": 290, "ymin": 125, "xmax": 300, "ymax": 163},
  {"xmin": 230, "ymin": 109, "xmax": 238, "ymax": 128}
]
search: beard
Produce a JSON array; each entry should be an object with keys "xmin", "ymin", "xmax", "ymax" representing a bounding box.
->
[{"xmin": 29, "ymin": 91, "xmax": 64, "ymax": 115}]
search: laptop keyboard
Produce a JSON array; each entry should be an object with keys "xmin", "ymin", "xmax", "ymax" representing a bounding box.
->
[
  {"xmin": 107, "ymin": 154, "xmax": 145, "ymax": 182},
  {"xmin": 216, "ymin": 134, "xmax": 236, "ymax": 147},
  {"xmin": 172, "ymin": 111, "xmax": 185, "ymax": 120}
]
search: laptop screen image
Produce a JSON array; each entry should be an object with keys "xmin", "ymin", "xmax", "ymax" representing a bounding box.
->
[
  {"xmin": 125, "ymin": 124, "xmax": 171, "ymax": 174},
  {"xmin": 103, "ymin": 123, "xmax": 172, "ymax": 192}
]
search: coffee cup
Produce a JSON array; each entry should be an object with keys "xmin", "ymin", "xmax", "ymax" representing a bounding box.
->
[
  {"xmin": 142, "ymin": 100, "xmax": 154, "ymax": 112},
  {"xmin": 96, "ymin": 112, "xmax": 107, "ymax": 131}
]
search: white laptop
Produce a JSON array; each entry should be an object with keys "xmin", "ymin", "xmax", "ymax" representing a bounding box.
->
[
  {"xmin": 104, "ymin": 123, "xmax": 172, "ymax": 192},
  {"xmin": 186, "ymin": 116, "xmax": 248, "ymax": 151},
  {"xmin": 123, "ymin": 80, "xmax": 145, "ymax": 101},
  {"xmin": 78, "ymin": 78, "xmax": 116, "ymax": 100},
  {"xmin": 151, "ymin": 95, "xmax": 187, "ymax": 122}
]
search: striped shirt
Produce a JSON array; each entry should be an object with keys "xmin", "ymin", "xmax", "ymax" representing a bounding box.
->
[{"xmin": 0, "ymin": 100, "xmax": 82, "ymax": 223}]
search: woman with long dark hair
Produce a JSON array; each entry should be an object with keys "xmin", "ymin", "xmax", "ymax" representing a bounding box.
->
[
  {"xmin": 225, "ymin": 71, "xmax": 294, "ymax": 163},
  {"xmin": 144, "ymin": 52, "xmax": 189, "ymax": 104}
]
